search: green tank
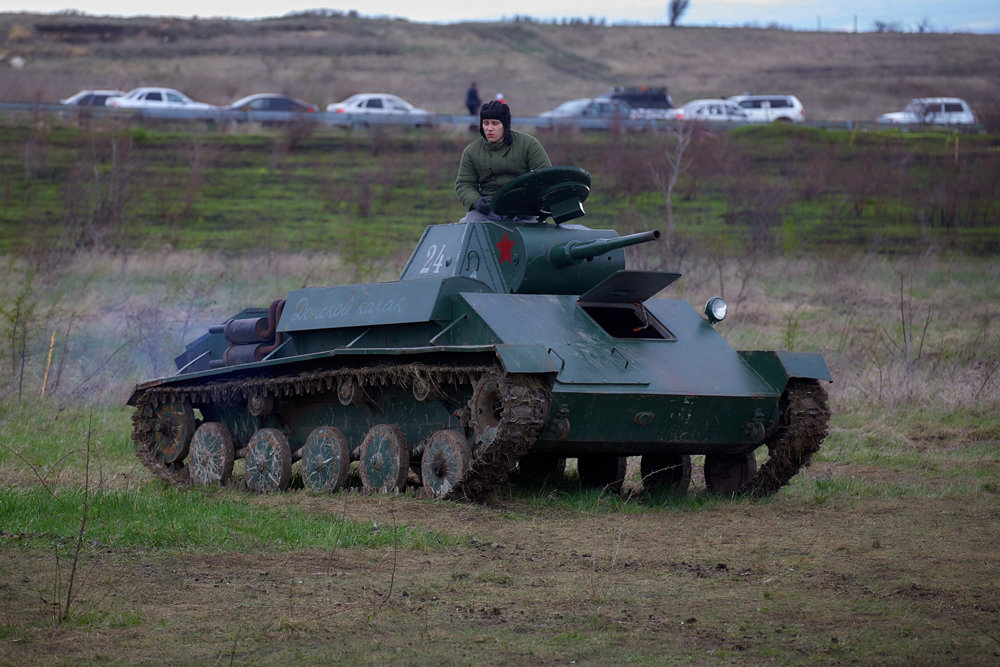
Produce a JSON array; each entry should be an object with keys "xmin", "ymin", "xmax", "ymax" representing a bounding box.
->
[{"xmin": 128, "ymin": 166, "xmax": 831, "ymax": 501}]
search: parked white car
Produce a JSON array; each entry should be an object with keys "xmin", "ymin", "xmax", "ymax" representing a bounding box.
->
[
  {"xmin": 670, "ymin": 99, "xmax": 749, "ymax": 123},
  {"xmin": 326, "ymin": 93, "xmax": 430, "ymax": 118},
  {"xmin": 106, "ymin": 87, "xmax": 216, "ymax": 110},
  {"xmin": 729, "ymin": 94, "xmax": 804, "ymax": 123},
  {"xmin": 877, "ymin": 98, "xmax": 976, "ymax": 125}
]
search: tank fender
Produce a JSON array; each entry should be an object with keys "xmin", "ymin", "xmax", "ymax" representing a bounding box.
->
[
  {"xmin": 494, "ymin": 343, "xmax": 561, "ymax": 374},
  {"xmin": 739, "ymin": 350, "xmax": 833, "ymax": 391}
]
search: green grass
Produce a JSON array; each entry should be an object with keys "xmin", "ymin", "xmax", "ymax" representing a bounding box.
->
[
  {"xmin": 3, "ymin": 121, "xmax": 999, "ymax": 258},
  {"xmin": 0, "ymin": 485, "xmax": 456, "ymax": 552}
]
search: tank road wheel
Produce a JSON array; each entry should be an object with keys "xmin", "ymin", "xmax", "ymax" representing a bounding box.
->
[
  {"xmin": 245, "ymin": 428, "xmax": 292, "ymax": 493},
  {"xmin": 704, "ymin": 452, "xmax": 757, "ymax": 495},
  {"xmin": 301, "ymin": 426, "xmax": 351, "ymax": 493},
  {"xmin": 411, "ymin": 374, "xmax": 438, "ymax": 402},
  {"xmin": 360, "ymin": 424, "xmax": 408, "ymax": 494},
  {"xmin": 577, "ymin": 454, "xmax": 627, "ymax": 493},
  {"xmin": 151, "ymin": 400, "xmax": 195, "ymax": 464},
  {"xmin": 188, "ymin": 423, "xmax": 235, "ymax": 486},
  {"xmin": 337, "ymin": 376, "xmax": 364, "ymax": 407},
  {"xmin": 420, "ymin": 430, "xmax": 473, "ymax": 498},
  {"xmin": 470, "ymin": 373, "xmax": 505, "ymax": 448},
  {"xmin": 640, "ymin": 453, "xmax": 692, "ymax": 493}
]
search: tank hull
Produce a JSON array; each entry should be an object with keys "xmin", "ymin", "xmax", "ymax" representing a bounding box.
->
[{"xmin": 130, "ymin": 283, "xmax": 829, "ymax": 499}]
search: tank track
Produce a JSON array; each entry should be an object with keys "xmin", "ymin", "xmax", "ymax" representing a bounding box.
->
[
  {"xmin": 131, "ymin": 363, "xmax": 550, "ymax": 502},
  {"xmin": 742, "ymin": 378, "xmax": 831, "ymax": 497},
  {"xmin": 132, "ymin": 396, "xmax": 191, "ymax": 486},
  {"xmin": 447, "ymin": 373, "xmax": 551, "ymax": 503}
]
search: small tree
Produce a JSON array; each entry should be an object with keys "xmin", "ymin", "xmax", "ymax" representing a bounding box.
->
[
  {"xmin": 668, "ymin": 0, "xmax": 690, "ymax": 27},
  {"xmin": 648, "ymin": 121, "xmax": 696, "ymax": 263}
]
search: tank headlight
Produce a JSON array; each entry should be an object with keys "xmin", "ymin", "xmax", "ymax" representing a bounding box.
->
[{"xmin": 704, "ymin": 297, "xmax": 727, "ymax": 324}]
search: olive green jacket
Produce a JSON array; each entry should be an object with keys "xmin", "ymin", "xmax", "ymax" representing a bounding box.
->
[{"xmin": 454, "ymin": 131, "xmax": 551, "ymax": 210}]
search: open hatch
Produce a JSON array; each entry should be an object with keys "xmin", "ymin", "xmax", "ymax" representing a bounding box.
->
[{"xmin": 578, "ymin": 270, "xmax": 681, "ymax": 340}]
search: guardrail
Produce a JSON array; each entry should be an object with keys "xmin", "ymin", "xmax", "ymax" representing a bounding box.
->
[
  {"xmin": 0, "ymin": 101, "xmax": 677, "ymax": 129},
  {"xmin": 0, "ymin": 102, "xmax": 984, "ymax": 134}
]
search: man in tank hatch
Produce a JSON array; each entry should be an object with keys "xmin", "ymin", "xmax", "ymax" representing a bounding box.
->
[{"xmin": 455, "ymin": 99, "xmax": 551, "ymax": 222}]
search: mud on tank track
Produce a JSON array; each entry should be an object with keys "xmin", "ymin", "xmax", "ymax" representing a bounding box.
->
[
  {"xmin": 742, "ymin": 378, "xmax": 831, "ymax": 497},
  {"xmin": 131, "ymin": 362, "xmax": 552, "ymax": 503}
]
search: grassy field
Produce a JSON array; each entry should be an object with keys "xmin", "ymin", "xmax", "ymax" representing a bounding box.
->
[
  {"xmin": 1, "ymin": 243, "xmax": 998, "ymax": 662},
  {"xmin": 3, "ymin": 120, "xmax": 998, "ymax": 262},
  {"xmin": 1, "ymin": 399, "xmax": 998, "ymax": 662}
]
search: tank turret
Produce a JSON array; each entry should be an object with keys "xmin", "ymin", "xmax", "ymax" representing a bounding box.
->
[
  {"xmin": 399, "ymin": 220, "xmax": 661, "ymax": 296},
  {"xmin": 399, "ymin": 166, "xmax": 660, "ymax": 295}
]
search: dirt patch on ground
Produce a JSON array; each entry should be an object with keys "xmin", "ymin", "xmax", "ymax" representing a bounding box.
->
[{"xmin": 2, "ymin": 490, "xmax": 998, "ymax": 664}]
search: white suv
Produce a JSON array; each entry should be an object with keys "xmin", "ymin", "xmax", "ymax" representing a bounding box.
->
[
  {"xmin": 729, "ymin": 94, "xmax": 804, "ymax": 123},
  {"xmin": 877, "ymin": 98, "xmax": 976, "ymax": 125}
]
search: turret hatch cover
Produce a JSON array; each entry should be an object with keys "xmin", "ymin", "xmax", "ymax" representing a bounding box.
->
[
  {"xmin": 490, "ymin": 166, "xmax": 592, "ymax": 223},
  {"xmin": 579, "ymin": 270, "xmax": 681, "ymax": 304}
]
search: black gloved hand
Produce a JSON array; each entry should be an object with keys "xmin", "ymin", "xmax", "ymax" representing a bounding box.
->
[{"xmin": 474, "ymin": 197, "xmax": 492, "ymax": 215}]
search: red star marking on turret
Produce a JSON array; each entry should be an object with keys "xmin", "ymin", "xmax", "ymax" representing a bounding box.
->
[{"xmin": 496, "ymin": 232, "xmax": 515, "ymax": 264}]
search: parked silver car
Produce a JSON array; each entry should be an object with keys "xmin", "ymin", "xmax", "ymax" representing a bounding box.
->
[
  {"xmin": 327, "ymin": 93, "xmax": 430, "ymax": 117},
  {"xmin": 670, "ymin": 99, "xmax": 749, "ymax": 123},
  {"xmin": 107, "ymin": 87, "xmax": 215, "ymax": 110},
  {"xmin": 540, "ymin": 97, "xmax": 632, "ymax": 120},
  {"xmin": 60, "ymin": 89, "xmax": 125, "ymax": 106}
]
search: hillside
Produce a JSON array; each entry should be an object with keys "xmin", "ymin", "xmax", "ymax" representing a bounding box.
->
[{"xmin": 2, "ymin": 11, "xmax": 999, "ymax": 124}]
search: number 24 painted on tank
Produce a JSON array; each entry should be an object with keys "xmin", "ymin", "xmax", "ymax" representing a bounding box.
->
[{"xmin": 419, "ymin": 244, "xmax": 448, "ymax": 274}]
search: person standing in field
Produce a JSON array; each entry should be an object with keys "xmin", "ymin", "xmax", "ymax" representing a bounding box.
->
[
  {"xmin": 465, "ymin": 82, "xmax": 481, "ymax": 116},
  {"xmin": 455, "ymin": 100, "xmax": 550, "ymax": 221}
]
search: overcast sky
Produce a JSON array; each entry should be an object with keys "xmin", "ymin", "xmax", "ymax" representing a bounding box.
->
[{"xmin": 4, "ymin": 0, "xmax": 998, "ymax": 33}]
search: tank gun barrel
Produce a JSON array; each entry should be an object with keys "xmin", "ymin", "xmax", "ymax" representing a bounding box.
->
[{"xmin": 549, "ymin": 229, "xmax": 661, "ymax": 268}]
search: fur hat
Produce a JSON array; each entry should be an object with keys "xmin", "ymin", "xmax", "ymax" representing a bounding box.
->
[{"xmin": 480, "ymin": 100, "xmax": 512, "ymax": 145}]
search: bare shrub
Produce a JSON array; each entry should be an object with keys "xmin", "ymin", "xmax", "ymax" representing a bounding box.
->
[
  {"xmin": 721, "ymin": 173, "xmax": 789, "ymax": 254},
  {"xmin": 973, "ymin": 98, "xmax": 1000, "ymax": 134},
  {"xmin": 21, "ymin": 123, "xmax": 49, "ymax": 181},
  {"xmin": 799, "ymin": 147, "xmax": 835, "ymax": 201},
  {"xmin": 356, "ymin": 179, "xmax": 373, "ymax": 219},
  {"xmin": 60, "ymin": 127, "xmax": 140, "ymax": 251},
  {"xmin": 318, "ymin": 170, "xmax": 342, "ymax": 215},
  {"xmin": 912, "ymin": 148, "xmax": 999, "ymax": 248},
  {"xmin": 648, "ymin": 122, "xmax": 696, "ymax": 263},
  {"xmin": 277, "ymin": 118, "xmax": 315, "ymax": 153},
  {"xmin": 183, "ymin": 138, "xmax": 216, "ymax": 218},
  {"xmin": 422, "ymin": 135, "xmax": 465, "ymax": 213},
  {"xmin": 2, "ymin": 271, "xmax": 39, "ymax": 401},
  {"xmin": 838, "ymin": 148, "xmax": 878, "ymax": 221}
]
